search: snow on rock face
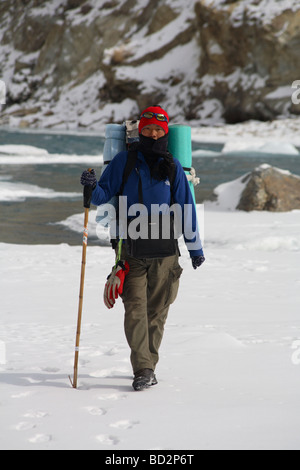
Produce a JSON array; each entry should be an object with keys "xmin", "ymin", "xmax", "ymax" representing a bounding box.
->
[
  {"xmin": 212, "ymin": 164, "xmax": 300, "ymax": 212},
  {"xmin": 1, "ymin": 0, "xmax": 300, "ymax": 129},
  {"xmin": 237, "ymin": 165, "xmax": 300, "ymax": 212},
  {"xmin": 212, "ymin": 174, "xmax": 248, "ymax": 212}
]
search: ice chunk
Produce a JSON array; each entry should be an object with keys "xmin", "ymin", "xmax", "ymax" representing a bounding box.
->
[
  {"xmin": 0, "ymin": 145, "xmax": 49, "ymax": 156},
  {"xmin": 222, "ymin": 140, "xmax": 299, "ymax": 155}
]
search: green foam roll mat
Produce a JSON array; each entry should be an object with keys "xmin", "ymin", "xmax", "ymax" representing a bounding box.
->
[{"xmin": 168, "ymin": 125, "xmax": 196, "ymax": 204}]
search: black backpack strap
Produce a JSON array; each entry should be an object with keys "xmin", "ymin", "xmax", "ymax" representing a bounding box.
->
[
  {"xmin": 111, "ymin": 148, "xmax": 138, "ymax": 250},
  {"xmin": 118, "ymin": 146, "xmax": 175, "ymax": 203},
  {"xmin": 118, "ymin": 148, "xmax": 138, "ymax": 196}
]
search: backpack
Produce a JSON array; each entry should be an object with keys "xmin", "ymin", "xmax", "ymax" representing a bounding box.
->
[{"xmin": 113, "ymin": 146, "xmax": 178, "ymax": 259}]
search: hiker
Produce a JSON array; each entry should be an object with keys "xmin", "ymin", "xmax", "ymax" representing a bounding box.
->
[{"xmin": 80, "ymin": 105, "xmax": 205, "ymax": 391}]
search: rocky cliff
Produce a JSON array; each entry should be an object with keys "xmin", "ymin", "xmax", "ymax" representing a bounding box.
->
[{"xmin": 0, "ymin": 0, "xmax": 300, "ymax": 130}]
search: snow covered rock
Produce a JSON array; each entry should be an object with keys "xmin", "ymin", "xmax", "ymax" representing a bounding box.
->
[
  {"xmin": 212, "ymin": 174, "xmax": 248, "ymax": 212},
  {"xmin": 237, "ymin": 164, "xmax": 300, "ymax": 212},
  {"xmin": 212, "ymin": 164, "xmax": 300, "ymax": 212}
]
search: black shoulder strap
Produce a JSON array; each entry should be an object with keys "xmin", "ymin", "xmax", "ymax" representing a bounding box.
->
[
  {"xmin": 118, "ymin": 148, "xmax": 138, "ymax": 196},
  {"xmin": 118, "ymin": 147, "xmax": 175, "ymax": 203}
]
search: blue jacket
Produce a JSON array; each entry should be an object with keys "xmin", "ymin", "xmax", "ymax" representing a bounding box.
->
[{"xmin": 91, "ymin": 150, "xmax": 203, "ymax": 257}]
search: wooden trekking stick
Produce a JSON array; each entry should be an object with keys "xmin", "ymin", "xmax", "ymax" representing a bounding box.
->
[{"xmin": 69, "ymin": 174, "xmax": 94, "ymax": 389}]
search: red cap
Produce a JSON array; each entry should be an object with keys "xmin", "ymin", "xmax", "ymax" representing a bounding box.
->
[{"xmin": 139, "ymin": 105, "xmax": 169, "ymax": 135}]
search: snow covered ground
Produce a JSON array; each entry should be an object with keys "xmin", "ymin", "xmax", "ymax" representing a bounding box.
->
[{"xmin": 1, "ymin": 206, "xmax": 300, "ymax": 450}]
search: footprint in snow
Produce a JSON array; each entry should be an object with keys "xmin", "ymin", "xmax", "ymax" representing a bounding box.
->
[
  {"xmin": 28, "ymin": 433, "xmax": 52, "ymax": 444},
  {"xmin": 109, "ymin": 420, "xmax": 140, "ymax": 430},
  {"xmin": 14, "ymin": 422, "xmax": 37, "ymax": 431},
  {"xmin": 104, "ymin": 347, "xmax": 120, "ymax": 356},
  {"xmin": 85, "ymin": 406, "xmax": 107, "ymax": 416},
  {"xmin": 23, "ymin": 410, "xmax": 49, "ymax": 419},
  {"xmin": 96, "ymin": 434, "xmax": 120, "ymax": 446},
  {"xmin": 98, "ymin": 393, "xmax": 128, "ymax": 401},
  {"xmin": 89, "ymin": 367, "xmax": 128, "ymax": 378},
  {"xmin": 11, "ymin": 391, "xmax": 34, "ymax": 399}
]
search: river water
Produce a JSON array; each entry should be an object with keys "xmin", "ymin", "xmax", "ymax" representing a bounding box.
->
[{"xmin": 0, "ymin": 127, "xmax": 299, "ymax": 245}]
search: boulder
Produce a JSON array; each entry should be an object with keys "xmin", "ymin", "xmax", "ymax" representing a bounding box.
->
[{"xmin": 237, "ymin": 164, "xmax": 300, "ymax": 212}]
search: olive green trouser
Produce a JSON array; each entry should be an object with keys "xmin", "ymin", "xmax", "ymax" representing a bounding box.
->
[{"xmin": 120, "ymin": 247, "xmax": 183, "ymax": 374}]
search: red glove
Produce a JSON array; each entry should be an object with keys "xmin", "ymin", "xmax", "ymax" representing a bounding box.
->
[{"xmin": 104, "ymin": 261, "xmax": 130, "ymax": 309}]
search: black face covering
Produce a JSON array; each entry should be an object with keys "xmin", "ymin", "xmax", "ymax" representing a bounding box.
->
[{"xmin": 137, "ymin": 134, "xmax": 176, "ymax": 182}]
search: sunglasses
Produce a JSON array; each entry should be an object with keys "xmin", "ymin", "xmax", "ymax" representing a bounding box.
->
[{"xmin": 141, "ymin": 111, "xmax": 168, "ymax": 122}]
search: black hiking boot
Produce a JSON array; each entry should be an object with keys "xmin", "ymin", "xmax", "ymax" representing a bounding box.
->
[{"xmin": 132, "ymin": 368, "xmax": 158, "ymax": 391}]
